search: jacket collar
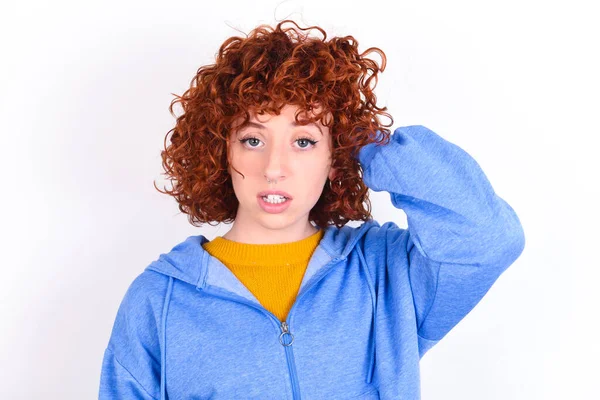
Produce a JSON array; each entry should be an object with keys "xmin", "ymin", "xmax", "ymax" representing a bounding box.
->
[{"xmin": 145, "ymin": 220, "xmax": 378, "ymax": 304}]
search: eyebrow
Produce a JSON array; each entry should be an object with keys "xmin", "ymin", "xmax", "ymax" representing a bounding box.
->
[{"xmin": 240, "ymin": 121, "xmax": 323, "ymax": 136}]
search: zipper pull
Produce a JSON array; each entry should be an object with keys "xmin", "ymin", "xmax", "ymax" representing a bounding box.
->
[{"xmin": 279, "ymin": 321, "xmax": 295, "ymax": 347}]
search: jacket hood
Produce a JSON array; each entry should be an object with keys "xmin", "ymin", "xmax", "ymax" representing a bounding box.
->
[{"xmin": 145, "ymin": 220, "xmax": 379, "ymax": 299}]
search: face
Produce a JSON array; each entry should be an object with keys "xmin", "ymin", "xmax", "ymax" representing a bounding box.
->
[{"xmin": 225, "ymin": 104, "xmax": 336, "ymax": 244}]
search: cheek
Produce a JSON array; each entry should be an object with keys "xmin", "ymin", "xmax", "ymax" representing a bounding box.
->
[
  {"xmin": 300, "ymin": 165, "xmax": 329, "ymax": 187},
  {"xmin": 233, "ymin": 151, "xmax": 262, "ymax": 170},
  {"xmin": 229, "ymin": 151, "xmax": 259, "ymax": 178}
]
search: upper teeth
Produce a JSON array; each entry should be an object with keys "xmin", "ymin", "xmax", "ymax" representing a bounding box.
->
[{"xmin": 263, "ymin": 194, "xmax": 287, "ymax": 203}]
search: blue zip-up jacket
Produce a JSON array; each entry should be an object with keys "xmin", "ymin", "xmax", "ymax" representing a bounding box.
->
[{"xmin": 99, "ymin": 125, "xmax": 525, "ymax": 399}]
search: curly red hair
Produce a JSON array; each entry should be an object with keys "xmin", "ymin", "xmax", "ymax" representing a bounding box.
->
[{"xmin": 154, "ymin": 19, "xmax": 393, "ymax": 229}]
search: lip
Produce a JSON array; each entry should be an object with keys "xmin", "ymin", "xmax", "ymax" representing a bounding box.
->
[
  {"xmin": 257, "ymin": 191, "xmax": 293, "ymax": 199},
  {"xmin": 258, "ymin": 195, "xmax": 293, "ymax": 214}
]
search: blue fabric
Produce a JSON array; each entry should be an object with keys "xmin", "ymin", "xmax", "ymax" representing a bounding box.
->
[{"xmin": 99, "ymin": 125, "xmax": 525, "ymax": 399}]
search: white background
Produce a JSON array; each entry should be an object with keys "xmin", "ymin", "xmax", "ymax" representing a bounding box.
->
[{"xmin": 1, "ymin": 0, "xmax": 598, "ymax": 398}]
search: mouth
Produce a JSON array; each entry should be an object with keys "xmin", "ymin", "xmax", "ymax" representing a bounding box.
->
[
  {"xmin": 257, "ymin": 194, "xmax": 293, "ymax": 214},
  {"xmin": 257, "ymin": 191, "xmax": 293, "ymax": 200}
]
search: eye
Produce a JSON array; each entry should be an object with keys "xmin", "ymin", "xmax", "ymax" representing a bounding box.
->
[
  {"xmin": 238, "ymin": 136, "xmax": 319, "ymax": 150},
  {"xmin": 238, "ymin": 136, "xmax": 262, "ymax": 148},
  {"xmin": 296, "ymin": 137, "xmax": 318, "ymax": 149}
]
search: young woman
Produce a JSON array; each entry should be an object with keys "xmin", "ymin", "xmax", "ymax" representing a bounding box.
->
[{"xmin": 99, "ymin": 20, "xmax": 525, "ymax": 400}]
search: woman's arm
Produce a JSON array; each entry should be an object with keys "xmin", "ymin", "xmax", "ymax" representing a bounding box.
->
[
  {"xmin": 358, "ymin": 125, "xmax": 525, "ymax": 356},
  {"xmin": 99, "ymin": 272, "xmax": 166, "ymax": 399}
]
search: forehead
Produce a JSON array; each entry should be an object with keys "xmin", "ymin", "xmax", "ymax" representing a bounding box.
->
[{"xmin": 232, "ymin": 103, "xmax": 331, "ymax": 132}]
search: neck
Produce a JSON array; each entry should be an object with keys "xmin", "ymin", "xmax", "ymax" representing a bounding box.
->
[{"xmin": 222, "ymin": 223, "xmax": 320, "ymax": 244}]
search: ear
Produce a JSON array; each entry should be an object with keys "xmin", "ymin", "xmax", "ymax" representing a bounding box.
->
[{"xmin": 328, "ymin": 167, "xmax": 337, "ymax": 182}]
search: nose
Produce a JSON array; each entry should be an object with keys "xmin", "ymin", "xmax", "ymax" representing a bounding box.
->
[{"xmin": 263, "ymin": 143, "xmax": 287, "ymax": 183}]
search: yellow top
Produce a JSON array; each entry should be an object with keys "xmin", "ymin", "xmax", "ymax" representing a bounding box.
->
[{"xmin": 202, "ymin": 229, "xmax": 325, "ymax": 322}]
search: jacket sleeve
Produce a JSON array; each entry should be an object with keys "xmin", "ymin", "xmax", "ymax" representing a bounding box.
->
[
  {"xmin": 99, "ymin": 272, "xmax": 165, "ymax": 399},
  {"xmin": 358, "ymin": 125, "xmax": 526, "ymax": 357}
]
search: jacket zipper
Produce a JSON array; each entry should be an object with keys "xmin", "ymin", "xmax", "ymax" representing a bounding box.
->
[
  {"xmin": 200, "ymin": 285, "xmax": 302, "ymax": 400},
  {"xmin": 199, "ymin": 255, "xmax": 343, "ymax": 400},
  {"xmin": 279, "ymin": 321, "xmax": 301, "ymax": 399}
]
